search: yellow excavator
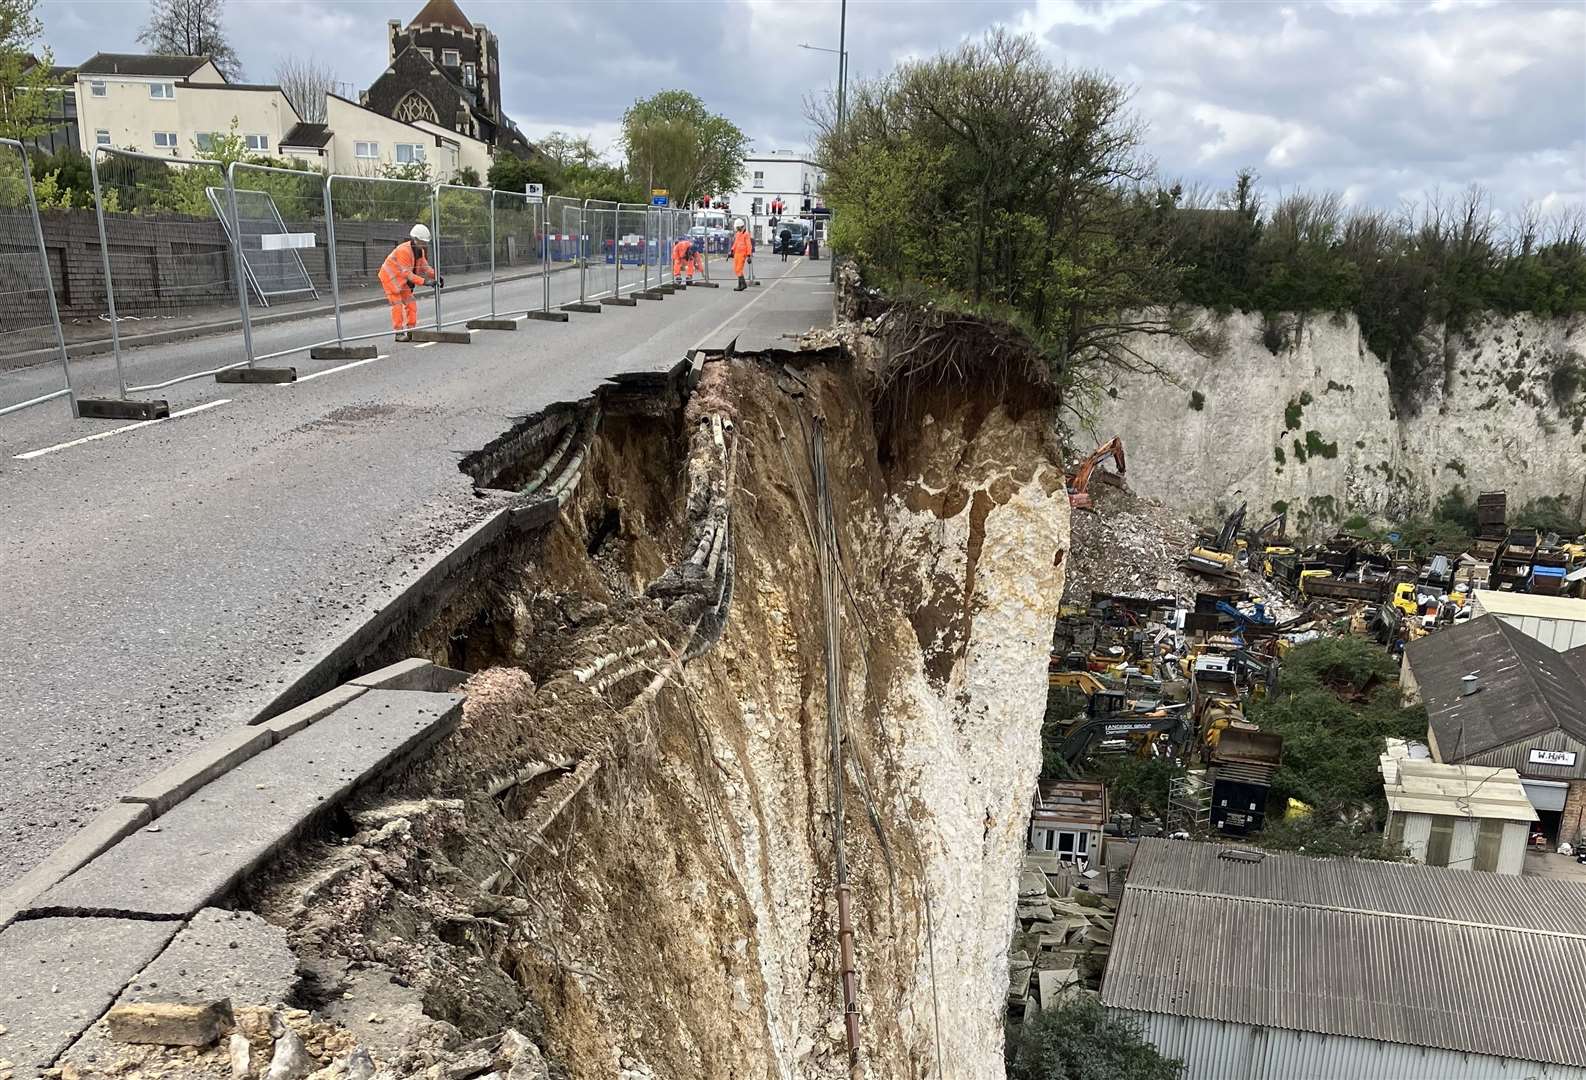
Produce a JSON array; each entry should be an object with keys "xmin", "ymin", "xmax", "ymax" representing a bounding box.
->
[{"xmin": 1181, "ymin": 504, "xmax": 1246, "ymax": 585}]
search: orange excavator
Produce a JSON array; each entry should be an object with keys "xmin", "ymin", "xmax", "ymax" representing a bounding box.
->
[{"xmin": 1067, "ymin": 437, "xmax": 1126, "ymax": 510}]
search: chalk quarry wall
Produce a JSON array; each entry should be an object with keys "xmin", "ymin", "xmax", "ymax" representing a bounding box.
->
[{"xmin": 1089, "ymin": 309, "xmax": 1586, "ymax": 531}]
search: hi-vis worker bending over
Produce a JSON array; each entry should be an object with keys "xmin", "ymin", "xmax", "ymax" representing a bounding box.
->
[
  {"xmin": 671, "ymin": 235, "xmax": 696, "ymax": 284},
  {"xmin": 380, "ymin": 224, "xmax": 444, "ymax": 342},
  {"xmin": 730, "ymin": 218, "xmax": 753, "ymax": 291}
]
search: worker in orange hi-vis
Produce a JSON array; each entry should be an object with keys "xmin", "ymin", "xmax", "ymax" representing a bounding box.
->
[
  {"xmin": 690, "ymin": 238, "xmax": 705, "ymax": 281},
  {"xmin": 730, "ymin": 218, "xmax": 752, "ymax": 291},
  {"xmin": 379, "ymin": 224, "xmax": 443, "ymax": 342},
  {"xmin": 672, "ymin": 234, "xmax": 694, "ymax": 284}
]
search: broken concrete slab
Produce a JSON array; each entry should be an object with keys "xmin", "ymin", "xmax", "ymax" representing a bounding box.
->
[
  {"xmin": 105, "ymin": 999, "xmax": 233, "ymax": 1047},
  {"xmin": 121, "ymin": 726, "xmax": 274, "ymax": 817},
  {"xmin": 0, "ymin": 802, "xmax": 152, "ymax": 928},
  {"xmin": 29, "ymin": 690, "xmax": 462, "ymax": 920},
  {"xmin": 254, "ymin": 683, "xmax": 367, "ymax": 739},
  {"xmin": 124, "ymin": 908, "xmax": 298, "ymax": 1007},
  {"xmin": 0, "ymin": 917, "xmax": 180, "ymax": 1069},
  {"xmin": 352, "ymin": 658, "xmax": 469, "ymax": 694}
]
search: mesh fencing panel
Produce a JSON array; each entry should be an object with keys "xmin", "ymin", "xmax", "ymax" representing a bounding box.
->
[
  {"xmin": 90, "ymin": 147, "xmax": 245, "ymax": 396},
  {"xmin": 492, "ymin": 190, "xmax": 544, "ymax": 314},
  {"xmin": 584, "ymin": 200, "xmax": 618, "ymax": 300},
  {"xmin": 229, "ymin": 161, "xmax": 330, "ymax": 363},
  {"xmin": 326, "ymin": 174, "xmax": 435, "ymax": 344},
  {"xmin": 0, "ymin": 139, "xmax": 73, "ymax": 418},
  {"xmin": 617, "ymin": 203, "xmax": 650, "ymax": 291},
  {"xmin": 434, "ymin": 184, "xmax": 492, "ymax": 327},
  {"xmin": 544, "ymin": 195, "xmax": 583, "ymax": 307}
]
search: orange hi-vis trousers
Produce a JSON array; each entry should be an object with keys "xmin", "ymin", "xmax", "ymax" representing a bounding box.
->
[
  {"xmin": 382, "ymin": 284, "xmax": 418, "ymax": 330},
  {"xmin": 379, "ymin": 241, "xmax": 434, "ymax": 330}
]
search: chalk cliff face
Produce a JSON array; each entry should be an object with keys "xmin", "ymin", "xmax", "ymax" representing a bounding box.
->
[{"xmin": 1089, "ymin": 310, "xmax": 1586, "ymax": 532}]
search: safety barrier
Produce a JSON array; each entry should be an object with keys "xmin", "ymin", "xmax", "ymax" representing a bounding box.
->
[
  {"xmin": 434, "ymin": 184, "xmax": 494, "ymax": 329},
  {"xmin": 584, "ymin": 199, "xmax": 620, "ymax": 303},
  {"xmin": 491, "ymin": 190, "xmax": 547, "ymax": 318},
  {"xmin": 227, "ymin": 160, "xmax": 332, "ymax": 370},
  {"xmin": 0, "ymin": 138, "xmax": 74, "ymax": 419},
  {"xmin": 324, "ymin": 173, "xmax": 437, "ymax": 347},
  {"xmin": 617, "ymin": 203, "xmax": 655, "ymax": 295},
  {"xmin": 89, "ymin": 147, "xmax": 244, "ymax": 400},
  {"xmin": 544, "ymin": 194, "xmax": 587, "ymax": 311}
]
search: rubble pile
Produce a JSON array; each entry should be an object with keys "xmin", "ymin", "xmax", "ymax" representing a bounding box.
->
[
  {"xmin": 1063, "ymin": 481, "xmax": 1250, "ymax": 603},
  {"xmin": 1006, "ymin": 860, "xmax": 1115, "ymax": 1021}
]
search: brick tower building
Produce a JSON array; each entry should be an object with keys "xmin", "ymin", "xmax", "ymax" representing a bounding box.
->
[{"xmin": 360, "ymin": 0, "xmax": 531, "ymax": 158}]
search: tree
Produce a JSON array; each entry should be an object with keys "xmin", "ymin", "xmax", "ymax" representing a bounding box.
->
[
  {"xmin": 452, "ymin": 165, "xmax": 480, "ymax": 187},
  {"xmin": 487, "ymin": 151, "xmax": 558, "ymax": 194},
  {"xmin": 273, "ymin": 55, "xmax": 336, "ymax": 123},
  {"xmin": 621, "ymin": 90, "xmax": 747, "ymax": 206},
  {"xmin": 813, "ymin": 31, "xmax": 1187, "ymax": 420},
  {"xmin": 1010, "ymin": 998, "xmax": 1183, "ymax": 1080},
  {"xmin": 536, "ymin": 130, "xmax": 600, "ymax": 170},
  {"xmin": 139, "ymin": 0, "xmax": 241, "ymax": 81},
  {"xmin": 0, "ymin": 0, "xmax": 68, "ymax": 143}
]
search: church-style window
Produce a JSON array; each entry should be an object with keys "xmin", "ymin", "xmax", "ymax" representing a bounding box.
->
[
  {"xmin": 462, "ymin": 63, "xmax": 476, "ymax": 88},
  {"xmin": 394, "ymin": 91, "xmax": 438, "ymax": 124}
]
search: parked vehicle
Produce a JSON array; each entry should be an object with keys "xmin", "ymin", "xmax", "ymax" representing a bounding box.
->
[{"xmin": 773, "ymin": 220, "xmax": 811, "ymax": 255}]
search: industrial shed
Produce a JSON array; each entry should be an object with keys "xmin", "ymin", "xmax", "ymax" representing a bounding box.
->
[
  {"xmin": 1403, "ymin": 615, "xmax": 1586, "ymax": 843},
  {"xmin": 1102, "ymin": 839, "xmax": 1586, "ymax": 1080},
  {"xmin": 1470, "ymin": 590, "xmax": 1586, "ymax": 651}
]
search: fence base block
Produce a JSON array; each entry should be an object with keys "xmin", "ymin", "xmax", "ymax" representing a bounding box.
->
[
  {"xmin": 216, "ymin": 366, "xmax": 297, "ymax": 384},
  {"xmin": 524, "ymin": 310, "xmax": 571, "ymax": 322},
  {"xmin": 634, "ymin": 290, "xmax": 665, "ymax": 301},
  {"xmin": 77, "ymin": 398, "xmax": 170, "ymax": 421},
  {"xmin": 465, "ymin": 318, "xmax": 518, "ymax": 331},
  {"xmin": 560, "ymin": 303, "xmax": 601, "ymax": 314},
  {"xmin": 601, "ymin": 297, "xmax": 638, "ymax": 307},
  {"xmin": 310, "ymin": 344, "xmax": 380, "ymax": 361},
  {"xmin": 690, "ymin": 281, "xmax": 721, "ymax": 289},
  {"xmin": 409, "ymin": 329, "xmax": 472, "ymax": 344},
  {"xmin": 654, "ymin": 284, "xmax": 678, "ymax": 294}
]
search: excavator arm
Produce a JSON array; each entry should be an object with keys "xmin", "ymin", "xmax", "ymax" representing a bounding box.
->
[{"xmin": 1067, "ymin": 437, "xmax": 1126, "ymax": 509}]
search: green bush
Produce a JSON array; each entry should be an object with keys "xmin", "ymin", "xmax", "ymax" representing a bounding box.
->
[
  {"xmin": 1304, "ymin": 431, "xmax": 1338, "ymax": 459},
  {"xmin": 1284, "ymin": 398, "xmax": 1304, "ymax": 430},
  {"xmin": 1010, "ymin": 998, "xmax": 1183, "ymax": 1080}
]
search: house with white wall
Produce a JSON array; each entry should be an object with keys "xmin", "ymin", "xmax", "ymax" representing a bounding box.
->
[
  {"xmin": 281, "ymin": 95, "xmax": 488, "ymax": 181},
  {"xmin": 73, "ymin": 53, "xmax": 299, "ymax": 159},
  {"xmin": 714, "ymin": 151, "xmax": 825, "ymax": 240}
]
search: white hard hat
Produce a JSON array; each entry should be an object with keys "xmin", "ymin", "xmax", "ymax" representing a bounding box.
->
[
  {"xmin": 410, "ymin": 223, "xmax": 431, "ymax": 242},
  {"xmin": 734, "ymin": 218, "xmax": 745, "ymax": 229}
]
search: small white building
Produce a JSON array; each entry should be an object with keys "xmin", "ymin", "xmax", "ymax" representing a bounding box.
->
[
  {"xmin": 1470, "ymin": 590, "xmax": 1586, "ymax": 651},
  {"xmin": 284, "ymin": 94, "xmax": 489, "ymax": 180},
  {"xmin": 1380, "ymin": 739, "xmax": 1536, "ymax": 874},
  {"xmin": 713, "ymin": 151, "xmax": 825, "ymax": 242}
]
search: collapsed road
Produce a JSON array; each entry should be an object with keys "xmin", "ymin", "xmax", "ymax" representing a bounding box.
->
[
  {"xmin": 0, "ymin": 281, "xmax": 1072, "ymax": 1079},
  {"xmin": 0, "ymin": 256, "xmax": 827, "ymax": 892}
]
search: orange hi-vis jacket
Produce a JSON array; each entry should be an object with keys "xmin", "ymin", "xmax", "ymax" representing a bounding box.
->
[
  {"xmin": 672, "ymin": 237, "xmax": 693, "ymax": 272},
  {"xmin": 379, "ymin": 241, "xmax": 435, "ymax": 294},
  {"xmin": 730, "ymin": 230, "xmax": 752, "ymax": 274}
]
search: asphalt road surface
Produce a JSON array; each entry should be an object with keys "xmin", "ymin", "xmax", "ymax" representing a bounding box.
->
[{"xmin": 0, "ymin": 254, "xmax": 835, "ymax": 888}]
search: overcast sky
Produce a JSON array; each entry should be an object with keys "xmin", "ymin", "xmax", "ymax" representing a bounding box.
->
[{"xmin": 35, "ymin": 0, "xmax": 1586, "ymax": 212}]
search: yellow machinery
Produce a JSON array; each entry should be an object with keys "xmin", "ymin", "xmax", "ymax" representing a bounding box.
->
[
  {"xmin": 1391, "ymin": 581, "xmax": 1420, "ymax": 616},
  {"xmin": 1049, "ymin": 669, "xmax": 1108, "ymax": 696}
]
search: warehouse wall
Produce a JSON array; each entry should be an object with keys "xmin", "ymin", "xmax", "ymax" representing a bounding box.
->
[{"xmin": 1117, "ymin": 1012, "xmax": 1586, "ymax": 1080}]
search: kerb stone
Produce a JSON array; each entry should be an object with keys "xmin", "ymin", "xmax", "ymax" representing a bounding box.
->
[
  {"xmin": 121, "ymin": 726, "xmax": 274, "ymax": 817},
  {"xmin": 0, "ymin": 802, "xmax": 152, "ymax": 928},
  {"xmin": 253, "ymin": 683, "xmax": 367, "ymax": 738},
  {"xmin": 352, "ymin": 658, "xmax": 469, "ymax": 694},
  {"xmin": 29, "ymin": 690, "xmax": 462, "ymax": 919}
]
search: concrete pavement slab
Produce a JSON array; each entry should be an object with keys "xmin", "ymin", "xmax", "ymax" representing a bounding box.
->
[
  {"xmin": 0, "ymin": 802, "xmax": 152, "ymax": 929},
  {"xmin": 0, "ymin": 916, "xmax": 181, "ymax": 1069},
  {"xmin": 30, "ymin": 689, "xmax": 461, "ymax": 919},
  {"xmin": 120, "ymin": 726, "xmax": 275, "ymax": 817}
]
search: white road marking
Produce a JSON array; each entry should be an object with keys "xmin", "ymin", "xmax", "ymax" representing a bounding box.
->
[
  {"xmin": 414, "ymin": 341, "xmax": 437, "ymax": 349},
  {"xmin": 14, "ymin": 398, "xmax": 232, "ymax": 461},
  {"xmin": 689, "ymin": 257, "xmax": 803, "ymax": 352},
  {"xmin": 290, "ymin": 354, "xmax": 387, "ymax": 383}
]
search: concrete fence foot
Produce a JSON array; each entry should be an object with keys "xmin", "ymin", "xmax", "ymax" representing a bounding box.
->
[
  {"xmin": 466, "ymin": 318, "xmax": 518, "ymax": 331},
  {"xmin": 310, "ymin": 344, "xmax": 379, "ymax": 361},
  {"xmin": 601, "ymin": 297, "xmax": 638, "ymax": 308},
  {"xmin": 217, "ymin": 367, "xmax": 296, "ymax": 384},
  {"xmin": 409, "ymin": 329, "xmax": 472, "ymax": 344},
  {"xmin": 560, "ymin": 303, "xmax": 601, "ymax": 314},
  {"xmin": 77, "ymin": 398, "xmax": 170, "ymax": 421},
  {"xmin": 524, "ymin": 310, "xmax": 571, "ymax": 322}
]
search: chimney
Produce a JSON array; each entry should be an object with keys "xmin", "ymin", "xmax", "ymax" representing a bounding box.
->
[{"xmin": 1461, "ymin": 673, "xmax": 1480, "ymax": 697}]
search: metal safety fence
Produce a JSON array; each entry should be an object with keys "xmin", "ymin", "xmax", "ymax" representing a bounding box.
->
[
  {"xmin": 324, "ymin": 173, "xmax": 436, "ymax": 346},
  {"xmin": 0, "ymin": 139, "xmax": 74, "ymax": 419},
  {"xmin": 492, "ymin": 190, "xmax": 545, "ymax": 317},
  {"xmin": 91, "ymin": 146, "xmax": 242, "ymax": 397},
  {"xmin": 617, "ymin": 203, "xmax": 652, "ymax": 294},
  {"xmin": 545, "ymin": 194, "xmax": 585, "ymax": 309},
  {"xmin": 433, "ymin": 183, "xmax": 493, "ymax": 329},
  {"xmin": 228, "ymin": 160, "xmax": 330, "ymax": 365},
  {"xmin": 584, "ymin": 199, "xmax": 618, "ymax": 301}
]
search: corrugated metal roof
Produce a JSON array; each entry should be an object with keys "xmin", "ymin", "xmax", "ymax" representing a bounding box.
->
[
  {"xmin": 1472, "ymin": 590, "xmax": 1586, "ymax": 622},
  {"xmin": 1405, "ymin": 615, "xmax": 1586, "ymax": 757},
  {"xmin": 1103, "ymin": 839, "xmax": 1586, "ymax": 1067}
]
